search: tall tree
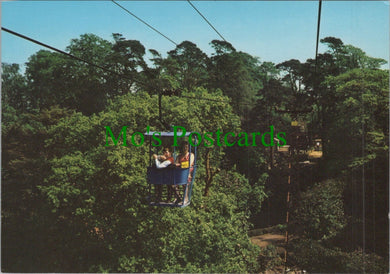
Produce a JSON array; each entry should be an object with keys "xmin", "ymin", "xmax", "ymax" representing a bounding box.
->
[
  {"xmin": 65, "ymin": 33, "xmax": 115, "ymax": 114},
  {"xmin": 107, "ymin": 33, "xmax": 147, "ymax": 95},
  {"xmin": 302, "ymin": 37, "xmax": 387, "ymax": 157},
  {"xmin": 208, "ymin": 40, "xmax": 260, "ymax": 118},
  {"xmin": 25, "ymin": 50, "xmax": 70, "ymax": 110},
  {"xmin": 25, "ymin": 34, "xmax": 116, "ymax": 114},
  {"xmin": 1, "ymin": 63, "xmax": 28, "ymax": 112},
  {"xmin": 167, "ymin": 41, "xmax": 209, "ymax": 91},
  {"xmin": 322, "ymin": 68, "xmax": 389, "ymax": 172}
]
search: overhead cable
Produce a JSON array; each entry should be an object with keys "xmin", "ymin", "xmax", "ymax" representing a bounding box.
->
[
  {"xmin": 186, "ymin": 0, "xmax": 227, "ymax": 42},
  {"xmin": 1, "ymin": 27, "xmax": 135, "ymax": 81},
  {"xmin": 315, "ymin": 0, "xmax": 322, "ymax": 72},
  {"xmin": 111, "ymin": 0, "xmax": 178, "ymax": 46},
  {"xmin": 2, "ymin": 27, "xmax": 241, "ymax": 105}
]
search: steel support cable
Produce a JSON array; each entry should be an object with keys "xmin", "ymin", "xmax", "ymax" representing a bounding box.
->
[
  {"xmin": 187, "ymin": 0, "xmax": 234, "ymax": 87},
  {"xmin": 1, "ymin": 27, "xmax": 141, "ymax": 84},
  {"xmin": 186, "ymin": 0, "xmax": 227, "ymax": 42},
  {"xmin": 111, "ymin": 0, "xmax": 178, "ymax": 46}
]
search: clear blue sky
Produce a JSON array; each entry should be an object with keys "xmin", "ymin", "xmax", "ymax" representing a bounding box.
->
[{"xmin": 1, "ymin": 1, "xmax": 389, "ymax": 69}]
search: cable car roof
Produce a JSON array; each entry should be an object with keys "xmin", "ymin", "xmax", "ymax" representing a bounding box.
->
[{"xmin": 144, "ymin": 131, "xmax": 193, "ymax": 137}]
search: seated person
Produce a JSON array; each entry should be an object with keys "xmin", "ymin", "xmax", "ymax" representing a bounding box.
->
[
  {"xmin": 175, "ymin": 141, "xmax": 195, "ymax": 204},
  {"xmin": 153, "ymin": 147, "xmax": 174, "ymax": 168},
  {"xmin": 175, "ymin": 141, "xmax": 195, "ymax": 177},
  {"xmin": 152, "ymin": 147, "xmax": 180, "ymax": 203}
]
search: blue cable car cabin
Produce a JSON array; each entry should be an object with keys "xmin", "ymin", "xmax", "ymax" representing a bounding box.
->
[{"xmin": 144, "ymin": 131, "xmax": 197, "ymax": 208}]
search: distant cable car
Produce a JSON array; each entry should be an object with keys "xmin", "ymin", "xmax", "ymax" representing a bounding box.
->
[{"xmin": 144, "ymin": 131, "xmax": 198, "ymax": 208}]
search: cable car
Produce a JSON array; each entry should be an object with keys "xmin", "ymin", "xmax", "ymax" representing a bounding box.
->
[{"xmin": 144, "ymin": 131, "xmax": 198, "ymax": 208}]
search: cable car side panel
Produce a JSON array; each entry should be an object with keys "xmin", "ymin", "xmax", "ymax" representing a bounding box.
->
[{"xmin": 147, "ymin": 167, "xmax": 190, "ymax": 185}]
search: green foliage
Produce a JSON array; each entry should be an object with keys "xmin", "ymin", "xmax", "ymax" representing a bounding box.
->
[
  {"xmin": 319, "ymin": 36, "xmax": 386, "ymax": 74},
  {"xmin": 23, "ymin": 33, "xmax": 150, "ymax": 115},
  {"xmin": 9, "ymin": 90, "xmax": 263, "ymax": 272},
  {"xmin": 323, "ymin": 69, "xmax": 389, "ymax": 173},
  {"xmin": 1, "ymin": 105, "xmax": 77, "ymax": 272},
  {"xmin": 257, "ymin": 245, "xmax": 284, "ymax": 272},
  {"xmin": 167, "ymin": 41, "xmax": 209, "ymax": 91},
  {"xmin": 289, "ymin": 238, "xmax": 388, "ymax": 273},
  {"xmin": 109, "ymin": 33, "xmax": 147, "ymax": 94},
  {"xmin": 162, "ymin": 87, "xmax": 240, "ymax": 133},
  {"xmin": 292, "ymin": 179, "xmax": 346, "ymax": 240},
  {"xmin": 208, "ymin": 44, "xmax": 261, "ymax": 117},
  {"xmin": 115, "ymin": 193, "xmax": 262, "ymax": 273},
  {"xmin": 25, "ymin": 50, "xmax": 72, "ymax": 110},
  {"xmin": 213, "ymin": 169, "xmax": 267, "ymax": 215},
  {"xmin": 1, "ymin": 63, "xmax": 28, "ymax": 111},
  {"xmin": 3, "ymin": 31, "xmax": 388, "ymax": 273},
  {"xmin": 304, "ymin": 38, "xmax": 387, "ymax": 154},
  {"xmin": 64, "ymin": 34, "xmax": 116, "ymax": 114}
]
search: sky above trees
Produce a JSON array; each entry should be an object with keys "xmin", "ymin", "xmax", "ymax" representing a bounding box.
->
[{"xmin": 2, "ymin": 1, "xmax": 389, "ymax": 69}]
